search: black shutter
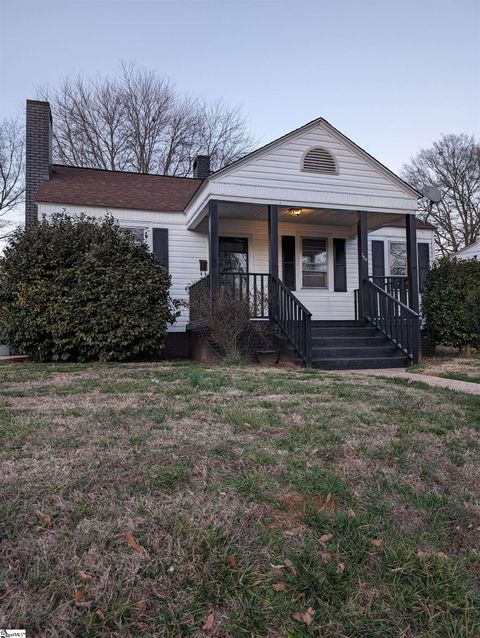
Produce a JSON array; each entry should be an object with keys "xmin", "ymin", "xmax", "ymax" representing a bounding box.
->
[
  {"xmin": 418, "ymin": 243, "xmax": 430, "ymax": 293},
  {"xmin": 282, "ymin": 236, "xmax": 296, "ymax": 290},
  {"xmin": 333, "ymin": 238, "xmax": 347, "ymax": 292},
  {"xmin": 372, "ymin": 240, "xmax": 385, "ymax": 284},
  {"xmin": 153, "ymin": 228, "xmax": 168, "ymax": 270}
]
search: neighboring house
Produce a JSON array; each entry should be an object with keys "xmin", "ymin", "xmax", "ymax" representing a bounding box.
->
[
  {"xmin": 25, "ymin": 100, "xmax": 434, "ymax": 369},
  {"xmin": 455, "ymin": 239, "xmax": 480, "ymax": 260}
]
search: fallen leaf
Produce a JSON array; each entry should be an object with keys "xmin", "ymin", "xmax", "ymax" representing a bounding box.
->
[
  {"xmin": 292, "ymin": 607, "xmax": 315, "ymax": 626},
  {"xmin": 320, "ymin": 551, "xmax": 332, "ymax": 564},
  {"xmin": 74, "ymin": 590, "xmax": 84, "ymax": 603},
  {"xmin": 371, "ymin": 539, "xmax": 383, "ymax": 548},
  {"xmin": 36, "ymin": 511, "xmax": 52, "ymax": 528},
  {"xmin": 310, "ymin": 448, "xmax": 319, "ymax": 456},
  {"xmin": 347, "ymin": 509, "xmax": 356, "ymax": 518},
  {"xmin": 203, "ymin": 612, "xmax": 215, "ymax": 631},
  {"xmin": 435, "ymin": 551, "xmax": 449, "ymax": 560},
  {"xmin": 76, "ymin": 601, "xmax": 93, "ymax": 608},
  {"xmin": 272, "ymin": 583, "xmax": 286, "ymax": 592},
  {"xmin": 96, "ymin": 609, "xmax": 105, "ymax": 621},
  {"xmin": 123, "ymin": 531, "xmax": 146, "ymax": 555},
  {"xmin": 252, "ymin": 578, "xmax": 264, "ymax": 586},
  {"xmin": 227, "ymin": 555, "xmax": 238, "ymax": 569},
  {"xmin": 270, "ymin": 563, "xmax": 285, "ymax": 569},
  {"xmin": 244, "ymin": 422, "xmax": 252, "ymax": 428},
  {"xmin": 137, "ymin": 599, "xmax": 147, "ymax": 615},
  {"xmin": 284, "ymin": 559, "xmax": 297, "ymax": 577},
  {"xmin": 325, "ymin": 492, "xmax": 333, "ymax": 505},
  {"xmin": 77, "ymin": 570, "xmax": 92, "ymax": 582},
  {"xmin": 306, "ymin": 461, "xmax": 314, "ymax": 468},
  {"xmin": 336, "ymin": 562, "xmax": 346, "ymax": 574},
  {"xmin": 319, "ymin": 533, "xmax": 333, "ymax": 544}
]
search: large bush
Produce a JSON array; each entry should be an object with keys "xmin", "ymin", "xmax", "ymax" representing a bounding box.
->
[
  {"xmin": 422, "ymin": 256, "xmax": 480, "ymax": 355},
  {"xmin": 0, "ymin": 214, "xmax": 178, "ymax": 361}
]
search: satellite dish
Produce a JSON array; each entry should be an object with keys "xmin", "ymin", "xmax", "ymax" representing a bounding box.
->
[{"xmin": 421, "ymin": 185, "xmax": 442, "ymax": 203}]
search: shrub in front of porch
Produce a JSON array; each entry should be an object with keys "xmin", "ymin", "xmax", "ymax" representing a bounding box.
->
[
  {"xmin": 422, "ymin": 256, "xmax": 480, "ymax": 356},
  {"xmin": 0, "ymin": 213, "xmax": 179, "ymax": 361}
]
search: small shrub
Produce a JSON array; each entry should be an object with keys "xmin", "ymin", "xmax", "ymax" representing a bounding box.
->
[
  {"xmin": 0, "ymin": 213, "xmax": 179, "ymax": 361},
  {"xmin": 422, "ymin": 257, "xmax": 480, "ymax": 355}
]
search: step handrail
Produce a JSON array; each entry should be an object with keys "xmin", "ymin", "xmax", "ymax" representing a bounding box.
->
[
  {"xmin": 365, "ymin": 279, "xmax": 420, "ymax": 363},
  {"xmin": 269, "ymin": 274, "xmax": 312, "ymax": 367}
]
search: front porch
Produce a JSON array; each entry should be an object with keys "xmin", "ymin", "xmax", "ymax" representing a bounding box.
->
[{"xmin": 187, "ymin": 201, "xmax": 421, "ymax": 369}]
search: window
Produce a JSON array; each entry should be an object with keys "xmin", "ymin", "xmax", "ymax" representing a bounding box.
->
[
  {"xmin": 121, "ymin": 226, "xmax": 148, "ymax": 246},
  {"xmin": 389, "ymin": 242, "xmax": 407, "ymax": 276},
  {"xmin": 302, "ymin": 147, "xmax": 337, "ymax": 174},
  {"xmin": 219, "ymin": 237, "xmax": 248, "ymax": 273},
  {"xmin": 302, "ymin": 239, "xmax": 328, "ymax": 288}
]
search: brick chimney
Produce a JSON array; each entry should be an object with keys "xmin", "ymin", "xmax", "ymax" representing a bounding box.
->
[
  {"xmin": 25, "ymin": 100, "xmax": 52, "ymax": 228},
  {"xmin": 193, "ymin": 155, "xmax": 211, "ymax": 179}
]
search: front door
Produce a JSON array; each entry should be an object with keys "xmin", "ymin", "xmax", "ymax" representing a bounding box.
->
[{"xmin": 219, "ymin": 236, "xmax": 249, "ymax": 273}]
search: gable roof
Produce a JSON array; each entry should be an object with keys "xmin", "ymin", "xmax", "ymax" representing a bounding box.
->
[
  {"xmin": 204, "ymin": 117, "xmax": 421, "ymax": 200},
  {"xmin": 36, "ymin": 165, "xmax": 203, "ymax": 212}
]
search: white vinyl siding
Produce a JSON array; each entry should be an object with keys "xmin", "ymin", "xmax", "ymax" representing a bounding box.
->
[
  {"xmin": 186, "ymin": 121, "xmax": 418, "ymax": 227},
  {"xmin": 38, "ymin": 203, "xmax": 435, "ymax": 325}
]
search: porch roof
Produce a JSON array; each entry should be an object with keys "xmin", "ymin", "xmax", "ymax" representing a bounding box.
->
[{"xmin": 194, "ymin": 201, "xmax": 421, "ymax": 235}]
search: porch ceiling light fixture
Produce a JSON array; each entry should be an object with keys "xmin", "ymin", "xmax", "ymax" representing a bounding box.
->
[{"xmin": 289, "ymin": 208, "xmax": 303, "ymax": 216}]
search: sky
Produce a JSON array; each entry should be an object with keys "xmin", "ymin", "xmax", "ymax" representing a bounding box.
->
[{"xmin": 0, "ymin": 0, "xmax": 479, "ymax": 234}]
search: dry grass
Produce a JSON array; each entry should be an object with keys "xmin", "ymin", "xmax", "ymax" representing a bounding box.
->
[
  {"xmin": 410, "ymin": 353, "xmax": 480, "ymax": 384},
  {"xmin": 0, "ymin": 360, "xmax": 479, "ymax": 637}
]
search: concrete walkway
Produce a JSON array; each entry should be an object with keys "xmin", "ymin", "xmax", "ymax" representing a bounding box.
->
[
  {"xmin": 346, "ymin": 368, "xmax": 480, "ymax": 396},
  {"xmin": 0, "ymin": 355, "xmax": 28, "ymax": 362}
]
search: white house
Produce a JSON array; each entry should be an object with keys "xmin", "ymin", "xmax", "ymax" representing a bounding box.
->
[
  {"xmin": 455, "ymin": 239, "xmax": 480, "ymax": 260},
  {"xmin": 26, "ymin": 100, "xmax": 435, "ymax": 369}
]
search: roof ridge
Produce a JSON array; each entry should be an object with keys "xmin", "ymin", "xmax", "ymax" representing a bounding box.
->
[{"xmin": 52, "ymin": 163, "xmax": 203, "ymax": 182}]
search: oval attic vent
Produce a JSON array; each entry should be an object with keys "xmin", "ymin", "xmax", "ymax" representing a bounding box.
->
[{"xmin": 302, "ymin": 147, "xmax": 337, "ymax": 174}]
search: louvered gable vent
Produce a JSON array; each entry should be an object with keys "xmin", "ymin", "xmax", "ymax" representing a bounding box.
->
[{"xmin": 302, "ymin": 147, "xmax": 337, "ymax": 175}]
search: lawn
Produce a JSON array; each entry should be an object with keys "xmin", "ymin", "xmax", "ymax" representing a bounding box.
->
[
  {"xmin": 1, "ymin": 361, "xmax": 479, "ymax": 637},
  {"xmin": 409, "ymin": 354, "xmax": 480, "ymax": 385}
]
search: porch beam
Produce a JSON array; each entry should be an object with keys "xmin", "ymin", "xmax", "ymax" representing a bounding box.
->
[
  {"xmin": 406, "ymin": 214, "xmax": 419, "ymax": 313},
  {"xmin": 208, "ymin": 199, "xmax": 219, "ymax": 308},
  {"xmin": 357, "ymin": 211, "xmax": 369, "ymax": 320},
  {"xmin": 268, "ymin": 204, "xmax": 279, "ymax": 278}
]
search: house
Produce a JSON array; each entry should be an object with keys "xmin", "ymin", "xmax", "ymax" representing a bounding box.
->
[
  {"xmin": 25, "ymin": 100, "xmax": 435, "ymax": 369},
  {"xmin": 455, "ymin": 239, "xmax": 480, "ymax": 261}
]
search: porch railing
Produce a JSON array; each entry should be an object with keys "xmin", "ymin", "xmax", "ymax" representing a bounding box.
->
[
  {"xmin": 187, "ymin": 272, "xmax": 312, "ymax": 366},
  {"xmin": 370, "ymin": 276, "xmax": 409, "ymax": 305},
  {"xmin": 365, "ymin": 279, "xmax": 420, "ymax": 363}
]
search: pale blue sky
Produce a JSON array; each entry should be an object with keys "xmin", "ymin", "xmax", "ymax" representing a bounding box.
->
[{"xmin": 1, "ymin": 0, "xmax": 479, "ymax": 190}]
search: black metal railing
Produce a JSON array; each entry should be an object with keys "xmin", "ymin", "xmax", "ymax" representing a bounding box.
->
[
  {"xmin": 365, "ymin": 279, "xmax": 420, "ymax": 362},
  {"xmin": 370, "ymin": 276, "xmax": 409, "ymax": 305},
  {"xmin": 187, "ymin": 272, "xmax": 312, "ymax": 366},
  {"xmin": 270, "ymin": 275, "xmax": 312, "ymax": 366},
  {"xmin": 219, "ymin": 272, "xmax": 270, "ymax": 318}
]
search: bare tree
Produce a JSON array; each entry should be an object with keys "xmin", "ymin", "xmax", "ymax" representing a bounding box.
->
[
  {"xmin": 39, "ymin": 63, "xmax": 256, "ymax": 176},
  {"xmin": 402, "ymin": 134, "xmax": 480, "ymax": 256},
  {"xmin": 0, "ymin": 118, "xmax": 24, "ymax": 239}
]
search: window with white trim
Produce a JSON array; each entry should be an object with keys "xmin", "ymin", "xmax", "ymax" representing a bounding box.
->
[
  {"xmin": 121, "ymin": 226, "xmax": 148, "ymax": 246},
  {"xmin": 389, "ymin": 242, "xmax": 407, "ymax": 276},
  {"xmin": 302, "ymin": 238, "xmax": 328, "ymax": 288}
]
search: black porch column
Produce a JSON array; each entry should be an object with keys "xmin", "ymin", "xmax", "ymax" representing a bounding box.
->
[
  {"xmin": 208, "ymin": 199, "xmax": 219, "ymax": 309},
  {"xmin": 406, "ymin": 214, "xmax": 419, "ymax": 313},
  {"xmin": 268, "ymin": 205, "xmax": 279, "ymax": 278},
  {"xmin": 357, "ymin": 211, "xmax": 368, "ymax": 320},
  {"xmin": 268, "ymin": 205, "xmax": 279, "ymax": 319}
]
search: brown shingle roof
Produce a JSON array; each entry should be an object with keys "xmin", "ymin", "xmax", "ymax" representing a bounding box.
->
[{"xmin": 35, "ymin": 165, "xmax": 203, "ymax": 212}]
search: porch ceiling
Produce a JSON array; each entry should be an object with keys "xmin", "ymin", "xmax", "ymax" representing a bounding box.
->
[{"xmin": 194, "ymin": 201, "xmax": 405, "ymax": 233}]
